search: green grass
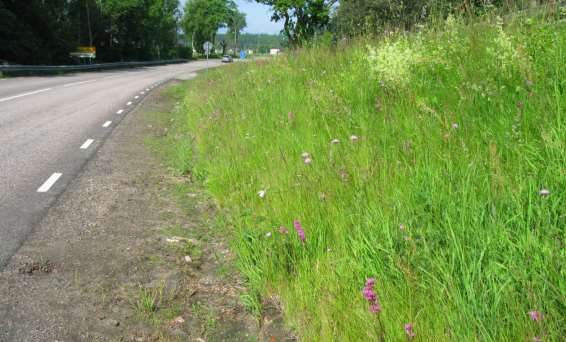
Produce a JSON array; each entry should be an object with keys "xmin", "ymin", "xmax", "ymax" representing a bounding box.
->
[{"xmin": 171, "ymin": 13, "xmax": 564, "ymax": 341}]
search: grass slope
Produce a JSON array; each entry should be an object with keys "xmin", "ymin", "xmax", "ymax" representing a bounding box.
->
[{"xmin": 174, "ymin": 13, "xmax": 565, "ymax": 341}]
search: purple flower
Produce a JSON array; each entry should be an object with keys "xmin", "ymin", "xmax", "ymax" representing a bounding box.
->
[
  {"xmin": 404, "ymin": 323, "xmax": 416, "ymax": 338},
  {"xmin": 362, "ymin": 277, "xmax": 381, "ymax": 315},
  {"xmin": 279, "ymin": 226, "xmax": 288, "ymax": 234},
  {"xmin": 370, "ymin": 303, "xmax": 382, "ymax": 314},
  {"xmin": 528, "ymin": 310, "xmax": 542, "ymax": 322},
  {"xmin": 293, "ymin": 220, "xmax": 305, "ymax": 243}
]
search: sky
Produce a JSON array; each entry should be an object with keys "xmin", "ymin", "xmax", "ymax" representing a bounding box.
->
[{"xmin": 180, "ymin": 0, "xmax": 284, "ymax": 35}]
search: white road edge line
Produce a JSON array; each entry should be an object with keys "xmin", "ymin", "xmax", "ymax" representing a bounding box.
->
[
  {"xmin": 127, "ymin": 101, "xmax": 133, "ymax": 106},
  {"xmin": 0, "ymin": 88, "xmax": 52, "ymax": 103},
  {"xmin": 37, "ymin": 173, "xmax": 63, "ymax": 193},
  {"xmin": 63, "ymin": 79, "xmax": 97, "ymax": 87},
  {"xmin": 80, "ymin": 139, "xmax": 94, "ymax": 149},
  {"xmin": 102, "ymin": 121, "xmax": 112, "ymax": 128},
  {"xmin": 116, "ymin": 109, "xmax": 124, "ymax": 114}
]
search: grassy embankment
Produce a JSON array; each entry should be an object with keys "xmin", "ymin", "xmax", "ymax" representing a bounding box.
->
[{"xmin": 171, "ymin": 11, "xmax": 565, "ymax": 341}]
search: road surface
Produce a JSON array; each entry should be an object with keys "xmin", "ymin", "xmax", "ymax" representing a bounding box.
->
[{"xmin": 0, "ymin": 60, "xmax": 221, "ymax": 268}]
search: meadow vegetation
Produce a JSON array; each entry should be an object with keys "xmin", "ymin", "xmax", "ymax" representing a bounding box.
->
[{"xmin": 172, "ymin": 9, "xmax": 565, "ymax": 341}]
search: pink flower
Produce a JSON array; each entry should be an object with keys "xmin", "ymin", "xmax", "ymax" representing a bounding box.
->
[
  {"xmin": 293, "ymin": 220, "xmax": 305, "ymax": 243},
  {"xmin": 528, "ymin": 310, "xmax": 542, "ymax": 322},
  {"xmin": 404, "ymin": 323, "xmax": 416, "ymax": 338},
  {"xmin": 362, "ymin": 278, "xmax": 381, "ymax": 315},
  {"xmin": 279, "ymin": 226, "xmax": 288, "ymax": 234}
]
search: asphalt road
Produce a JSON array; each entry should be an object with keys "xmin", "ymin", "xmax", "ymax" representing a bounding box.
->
[{"xmin": 0, "ymin": 60, "xmax": 221, "ymax": 268}]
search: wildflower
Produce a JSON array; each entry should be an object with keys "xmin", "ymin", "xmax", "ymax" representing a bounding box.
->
[
  {"xmin": 533, "ymin": 337, "xmax": 542, "ymax": 342},
  {"xmin": 370, "ymin": 303, "xmax": 382, "ymax": 314},
  {"xmin": 279, "ymin": 226, "xmax": 288, "ymax": 234},
  {"xmin": 257, "ymin": 190, "xmax": 266, "ymax": 198},
  {"xmin": 301, "ymin": 152, "xmax": 310, "ymax": 159},
  {"xmin": 539, "ymin": 188, "xmax": 550, "ymax": 197},
  {"xmin": 304, "ymin": 157, "xmax": 313, "ymax": 165},
  {"xmin": 399, "ymin": 224, "xmax": 406, "ymax": 231},
  {"xmin": 528, "ymin": 310, "xmax": 542, "ymax": 322},
  {"xmin": 265, "ymin": 232, "xmax": 272, "ymax": 238},
  {"xmin": 526, "ymin": 79, "xmax": 534, "ymax": 87},
  {"xmin": 403, "ymin": 235, "xmax": 411, "ymax": 241},
  {"xmin": 452, "ymin": 123, "xmax": 459, "ymax": 129},
  {"xmin": 362, "ymin": 278, "xmax": 382, "ymax": 314},
  {"xmin": 331, "ymin": 139, "xmax": 340, "ymax": 144},
  {"xmin": 517, "ymin": 101, "xmax": 524, "ymax": 109},
  {"xmin": 293, "ymin": 220, "xmax": 305, "ymax": 243},
  {"xmin": 350, "ymin": 135, "xmax": 359, "ymax": 142},
  {"xmin": 404, "ymin": 323, "xmax": 416, "ymax": 338}
]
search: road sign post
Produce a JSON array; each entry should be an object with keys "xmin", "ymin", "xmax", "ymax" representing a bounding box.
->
[{"xmin": 203, "ymin": 41, "xmax": 213, "ymax": 75}]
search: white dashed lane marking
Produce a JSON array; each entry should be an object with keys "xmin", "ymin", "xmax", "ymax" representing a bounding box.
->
[
  {"xmin": 134, "ymin": 96, "xmax": 139, "ymax": 99},
  {"xmin": 80, "ymin": 139, "xmax": 94, "ymax": 149},
  {"xmin": 0, "ymin": 88, "xmax": 52, "ymax": 103},
  {"xmin": 37, "ymin": 173, "xmax": 62, "ymax": 193},
  {"xmin": 127, "ymin": 102, "xmax": 132, "ymax": 106},
  {"xmin": 102, "ymin": 121, "xmax": 112, "ymax": 128},
  {"xmin": 116, "ymin": 109, "xmax": 124, "ymax": 114}
]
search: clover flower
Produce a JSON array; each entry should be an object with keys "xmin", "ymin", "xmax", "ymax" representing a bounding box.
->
[
  {"xmin": 293, "ymin": 220, "xmax": 305, "ymax": 243},
  {"xmin": 304, "ymin": 157, "xmax": 313, "ymax": 165},
  {"xmin": 404, "ymin": 323, "xmax": 416, "ymax": 339},
  {"xmin": 528, "ymin": 310, "xmax": 542, "ymax": 322},
  {"xmin": 452, "ymin": 123, "xmax": 459, "ymax": 129},
  {"xmin": 539, "ymin": 189, "xmax": 550, "ymax": 197},
  {"xmin": 279, "ymin": 226, "xmax": 288, "ymax": 234},
  {"xmin": 258, "ymin": 190, "xmax": 266, "ymax": 198}
]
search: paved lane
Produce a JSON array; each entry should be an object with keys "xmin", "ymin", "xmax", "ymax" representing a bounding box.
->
[{"xmin": 0, "ymin": 61, "xmax": 220, "ymax": 267}]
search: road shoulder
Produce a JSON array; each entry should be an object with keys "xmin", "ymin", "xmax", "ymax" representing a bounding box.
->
[{"xmin": 0, "ymin": 80, "xmax": 289, "ymax": 341}]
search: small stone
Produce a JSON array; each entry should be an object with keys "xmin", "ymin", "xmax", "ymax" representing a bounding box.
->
[
  {"xmin": 173, "ymin": 316, "xmax": 185, "ymax": 324},
  {"xmin": 103, "ymin": 319, "xmax": 119, "ymax": 327},
  {"xmin": 184, "ymin": 255, "xmax": 192, "ymax": 263}
]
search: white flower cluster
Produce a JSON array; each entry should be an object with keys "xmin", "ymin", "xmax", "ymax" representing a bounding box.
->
[{"xmin": 366, "ymin": 37, "xmax": 422, "ymax": 88}]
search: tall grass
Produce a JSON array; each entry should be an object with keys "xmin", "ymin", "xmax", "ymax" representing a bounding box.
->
[{"xmin": 174, "ymin": 12, "xmax": 565, "ymax": 341}]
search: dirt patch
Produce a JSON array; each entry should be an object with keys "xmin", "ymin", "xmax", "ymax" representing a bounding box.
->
[{"xmin": 0, "ymin": 81, "xmax": 293, "ymax": 341}]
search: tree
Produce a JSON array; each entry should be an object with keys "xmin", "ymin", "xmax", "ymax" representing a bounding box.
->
[
  {"xmin": 254, "ymin": 0, "xmax": 336, "ymax": 46},
  {"xmin": 182, "ymin": 0, "xmax": 235, "ymax": 54},
  {"xmin": 227, "ymin": 9, "xmax": 247, "ymax": 52}
]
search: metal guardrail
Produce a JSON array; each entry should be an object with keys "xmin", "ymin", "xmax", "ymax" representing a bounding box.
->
[{"xmin": 0, "ymin": 59, "xmax": 189, "ymax": 75}]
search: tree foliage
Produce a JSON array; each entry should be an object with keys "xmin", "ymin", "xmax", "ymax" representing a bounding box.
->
[
  {"xmin": 182, "ymin": 0, "xmax": 246, "ymax": 54},
  {"xmin": 254, "ymin": 0, "xmax": 337, "ymax": 46},
  {"xmin": 0, "ymin": 0, "xmax": 183, "ymax": 65}
]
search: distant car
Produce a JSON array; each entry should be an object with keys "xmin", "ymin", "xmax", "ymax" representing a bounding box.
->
[{"xmin": 221, "ymin": 55, "xmax": 233, "ymax": 63}]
